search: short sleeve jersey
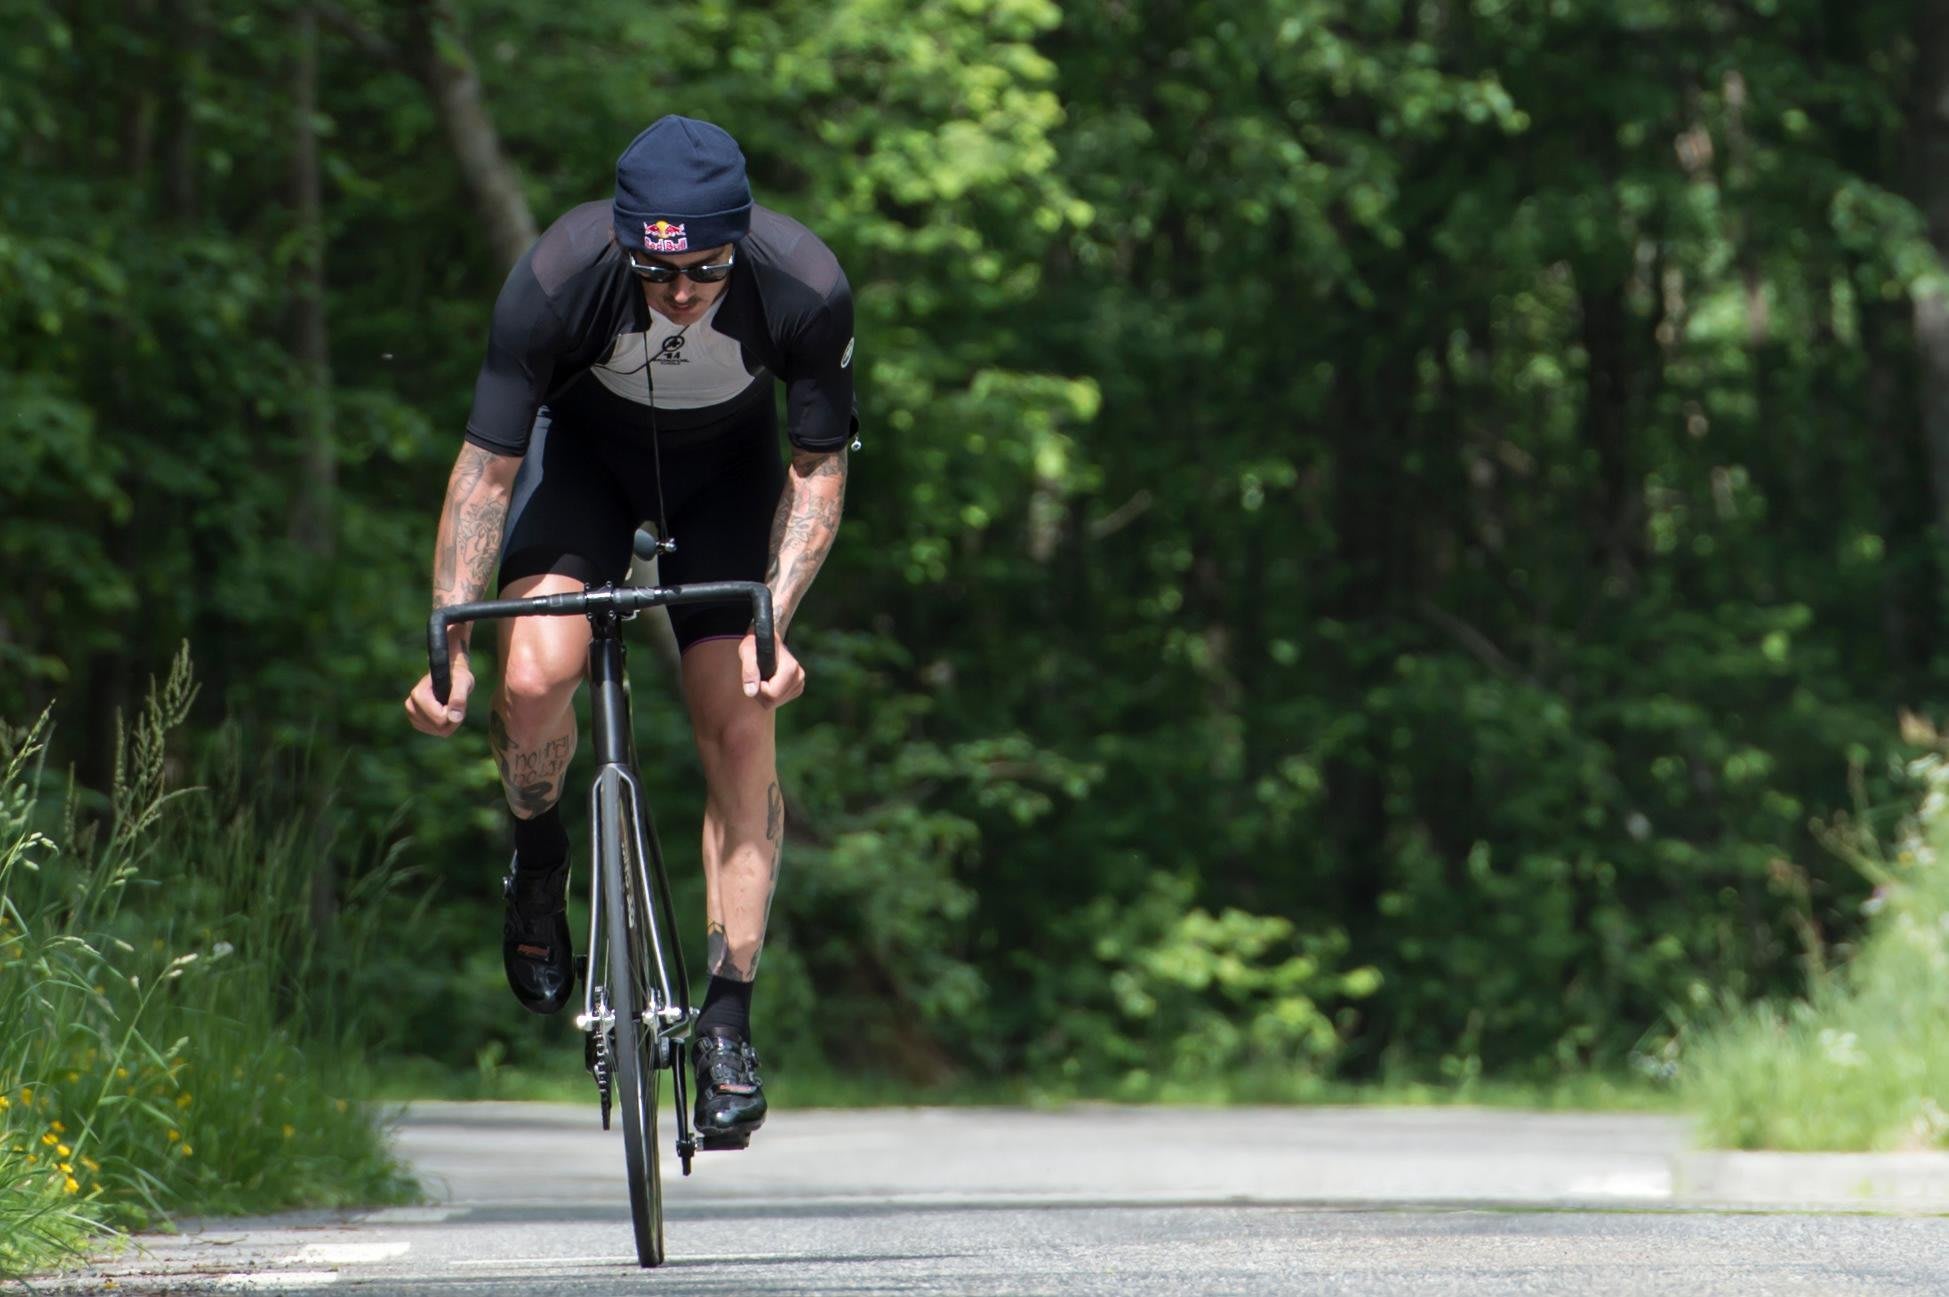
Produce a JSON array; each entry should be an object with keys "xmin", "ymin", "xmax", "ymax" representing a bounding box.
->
[{"xmin": 464, "ymin": 201, "xmax": 857, "ymax": 454}]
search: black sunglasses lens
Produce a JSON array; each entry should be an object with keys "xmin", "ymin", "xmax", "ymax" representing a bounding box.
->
[{"xmin": 628, "ymin": 255, "xmax": 733, "ymax": 283}]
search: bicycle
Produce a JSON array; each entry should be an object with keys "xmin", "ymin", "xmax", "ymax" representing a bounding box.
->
[{"xmin": 426, "ymin": 540, "xmax": 777, "ymax": 1268}]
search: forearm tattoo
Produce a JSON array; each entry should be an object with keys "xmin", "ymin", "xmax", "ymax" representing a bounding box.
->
[
  {"xmin": 489, "ymin": 708, "xmax": 574, "ymax": 817},
  {"xmin": 764, "ymin": 449, "xmax": 848, "ymax": 633},
  {"xmin": 433, "ymin": 444, "xmax": 510, "ymax": 611}
]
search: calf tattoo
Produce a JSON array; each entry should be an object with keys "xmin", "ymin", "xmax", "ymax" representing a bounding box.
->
[
  {"xmin": 489, "ymin": 708, "xmax": 574, "ymax": 817},
  {"xmin": 706, "ymin": 921, "xmax": 745, "ymax": 981},
  {"xmin": 708, "ymin": 786, "xmax": 785, "ymax": 983}
]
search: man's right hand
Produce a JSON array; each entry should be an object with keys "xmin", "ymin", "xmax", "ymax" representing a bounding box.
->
[{"xmin": 405, "ymin": 661, "xmax": 475, "ymax": 736}]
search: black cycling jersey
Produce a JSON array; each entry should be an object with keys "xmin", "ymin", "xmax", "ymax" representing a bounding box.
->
[{"xmin": 464, "ymin": 201, "xmax": 857, "ymax": 455}]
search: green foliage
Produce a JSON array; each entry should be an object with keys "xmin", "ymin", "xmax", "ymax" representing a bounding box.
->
[
  {"xmin": 1036, "ymin": 873, "xmax": 1380, "ymax": 1099},
  {"xmin": 3, "ymin": 0, "xmax": 1947, "ymax": 1107},
  {"xmin": 0, "ymin": 656, "xmax": 414, "ymax": 1277},
  {"xmin": 1683, "ymin": 748, "xmax": 1949, "ymax": 1151}
]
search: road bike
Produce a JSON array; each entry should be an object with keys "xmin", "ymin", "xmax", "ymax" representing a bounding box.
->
[{"xmin": 427, "ymin": 545, "xmax": 776, "ymax": 1268}]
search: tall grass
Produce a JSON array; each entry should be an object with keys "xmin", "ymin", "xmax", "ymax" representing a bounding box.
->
[
  {"xmin": 1682, "ymin": 748, "xmax": 1949, "ymax": 1151},
  {"xmin": 0, "ymin": 651, "xmax": 415, "ymax": 1278}
]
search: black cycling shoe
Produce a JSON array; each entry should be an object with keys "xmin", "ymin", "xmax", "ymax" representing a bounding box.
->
[
  {"xmin": 502, "ymin": 855, "xmax": 574, "ymax": 1015},
  {"xmin": 692, "ymin": 1029, "xmax": 766, "ymax": 1145}
]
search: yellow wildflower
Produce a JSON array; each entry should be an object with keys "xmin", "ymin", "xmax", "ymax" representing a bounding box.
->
[
  {"xmin": 58, "ymin": 1162, "xmax": 72, "ymax": 1174},
  {"xmin": 19, "ymin": 1088, "xmax": 32, "ymax": 1105},
  {"xmin": 115, "ymin": 1067, "xmax": 129, "ymax": 1080},
  {"xmin": 65, "ymin": 1072, "xmax": 79, "ymax": 1083},
  {"xmin": 281, "ymin": 1124, "xmax": 295, "ymax": 1140},
  {"xmin": 50, "ymin": 1120, "xmax": 65, "ymax": 1134},
  {"xmin": 165, "ymin": 1129, "xmax": 180, "ymax": 1143},
  {"xmin": 40, "ymin": 1133, "xmax": 56, "ymax": 1147},
  {"xmin": 63, "ymin": 1175, "xmax": 79, "ymax": 1194},
  {"xmin": 333, "ymin": 1099, "xmax": 348, "ymax": 1114},
  {"xmin": 25, "ymin": 1154, "xmax": 36, "ymax": 1165},
  {"xmin": 178, "ymin": 1144, "xmax": 193, "ymax": 1157},
  {"xmin": 0, "ymin": 1095, "xmax": 10, "ymax": 1110},
  {"xmin": 56, "ymin": 1143, "xmax": 70, "ymax": 1158},
  {"xmin": 81, "ymin": 1156, "xmax": 100, "ymax": 1172},
  {"xmin": 176, "ymin": 1093, "xmax": 192, "ymax": 1110}
]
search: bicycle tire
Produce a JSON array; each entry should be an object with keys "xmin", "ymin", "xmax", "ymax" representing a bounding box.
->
[{"xmin": 600, "ymin": 773, "xmax": 664, "ymax": 1267}]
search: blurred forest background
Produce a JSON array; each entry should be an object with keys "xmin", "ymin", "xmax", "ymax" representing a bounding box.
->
[{"xmin": 7, "ymin": 0, "xmax": 1949, "ymax": 1096}]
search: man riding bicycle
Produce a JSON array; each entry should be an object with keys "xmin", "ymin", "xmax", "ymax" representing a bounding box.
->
[{"xmin": 403, "ymin": 115, "xmax": 855, "ymax": 1148}]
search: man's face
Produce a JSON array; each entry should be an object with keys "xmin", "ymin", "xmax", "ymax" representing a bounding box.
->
[{"xmin": 632, "ymin": 243, "xmax": 735, "ymax": 324}]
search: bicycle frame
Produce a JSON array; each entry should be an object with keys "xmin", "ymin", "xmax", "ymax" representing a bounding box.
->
[
  {"xmin": 581, "ymin": 603, "xmax": 688, "ymax": 1031},
  {"xmin": 426, "ymin": 576, "xmax": 776, "ymax": 1185},
  {"xmin": 578, "ymin": 601, "xmax": 699, "ymax": 1165}
]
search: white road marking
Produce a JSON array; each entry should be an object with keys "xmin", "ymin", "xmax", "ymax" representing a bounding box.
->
[
  {"xmin": 297, "ymin": 1242, "xmax": 412, "ymax": 1263},
  {"xmin": 215, "ymin": 1273, "xmax": 340, "ymax": 1289},
  {"xmin": 1565, "ymin": 1169, "xmax": 1673, "ymax": 1198}
]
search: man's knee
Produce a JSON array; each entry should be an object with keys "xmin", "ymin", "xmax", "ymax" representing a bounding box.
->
[
  {"xmin": 498, "ymin": 637, "xmax": 583, "ymax": 734},
  {"xmin": 501, "ymin": 666, "xmax": 576, "ymax": 730},
  {"xmin": 693, "ymin": 708, "xmax": 774, "ymax": 782}
]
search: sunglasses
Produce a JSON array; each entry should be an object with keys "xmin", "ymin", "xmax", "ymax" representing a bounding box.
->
[{"xmin": 626, "ymin": 249, "xmax": 737, "ymax": 284}]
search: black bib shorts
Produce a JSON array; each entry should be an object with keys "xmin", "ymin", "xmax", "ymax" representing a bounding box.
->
[{"xmin": 496, "ymin": 379, "xmax": 784, "ymax": 652}]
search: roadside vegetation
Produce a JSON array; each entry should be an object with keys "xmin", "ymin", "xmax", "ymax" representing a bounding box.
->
[
  {"xmin": 1683, "ymin": 742, "xmax": 1949, "ymax": 1151},
  {"xmin": 0, "ymin": 654, "xmax": 415, "ymax": 1279}
]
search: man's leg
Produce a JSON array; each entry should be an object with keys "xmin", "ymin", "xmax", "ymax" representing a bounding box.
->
[
  {"xmin": 493, "ymin": 571, "xmax": 591, "ymax": 1013},
  {"xmin": 680, "ymin": 636, "xmax": 779, "ymax": 1138}
]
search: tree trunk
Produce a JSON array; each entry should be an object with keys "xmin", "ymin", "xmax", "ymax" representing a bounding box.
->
[
  {"xmin": 289, "ymin": 2, "xmax": 340, "ymax": 930},
  {"xmin": 290, "ymin": 3, "xmax": 336, "ymax": 565},
  {"xmin": 1579, "ymin": 277, "xmax": 1640, "ymax": 586},
  {"xmin": 1910, "ymin": 0, "xmax": 1949, "ymax": 540},
  {"xmin": 159, "ymin": 0, "xmax": 205, "ymax": 221},
  {"xmin": 406, "ymin": 0, "xmax": 537, "ymax": 270}
]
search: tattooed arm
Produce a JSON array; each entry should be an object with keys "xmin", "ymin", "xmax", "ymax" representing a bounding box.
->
[
  {"xmin": 432, "ymin": 444, "xmax": 521, "ymax": 615},
  {"xmin": 741, "ymin": 447, "xmax": 848, "ymax": 706},
  {"xmin": 405, "ymin": 443, "xmax": 522, "ymax": 734},
  {"xmin": 767, "ymin": 448, "xmax": 849, "ymax": 634}
]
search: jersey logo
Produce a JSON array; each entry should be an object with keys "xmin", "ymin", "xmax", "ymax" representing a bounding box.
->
[
  {"xmin": 840, "ymin": 337, "xmax": 854, "ymax": 369},
  {"xmin": 643, "ymin": 220, "xmax": 689, "ymax": 253},
  {"xmin": 654, "ymin": 334, "xmax": 688, "ymax": 365}
]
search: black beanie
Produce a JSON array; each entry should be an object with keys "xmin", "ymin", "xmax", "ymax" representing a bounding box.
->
[{"xmin": 613, "ymin": 115, "xmax": 753, "ymax": 255}]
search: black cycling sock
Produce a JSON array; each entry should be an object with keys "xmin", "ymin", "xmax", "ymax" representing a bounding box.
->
[
  {"xmin": 510, "ymin": 804, "xmax": 568, "ymax": 872},
  {"xmin": 695, "ymin": 976, "xmax": 753, "ymax": 1039}
]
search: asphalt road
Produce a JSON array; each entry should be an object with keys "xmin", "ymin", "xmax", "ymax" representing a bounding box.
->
[{"xmin": 45, "ymin": 1103, "xmax": 1949, "ymax": 1295}]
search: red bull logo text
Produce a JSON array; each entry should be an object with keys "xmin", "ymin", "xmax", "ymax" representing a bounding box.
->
[{"xmin": 643, "ymin": 220, "xmax": 689, "ymax": 253}]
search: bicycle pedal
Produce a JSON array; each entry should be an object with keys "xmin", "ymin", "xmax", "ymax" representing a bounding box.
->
[{"xmin": 699, "ymin": 1131, "xmax": 751, "ymax": 1152}]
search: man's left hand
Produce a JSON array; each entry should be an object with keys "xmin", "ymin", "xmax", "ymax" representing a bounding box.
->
[{"xmin": 740, "ymin": 630, "xmax": 805, "ymax": 709}]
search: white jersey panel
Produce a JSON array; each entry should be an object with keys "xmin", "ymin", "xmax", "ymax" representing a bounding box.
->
[{"xmin": 589, "ymin": 298, "xmax": 762, "ymax": 410}]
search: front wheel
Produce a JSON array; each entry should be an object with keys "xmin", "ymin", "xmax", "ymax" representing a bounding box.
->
[{"xmin": 600, "ymin": 775, "xmax": 663, "ymax": 1267}]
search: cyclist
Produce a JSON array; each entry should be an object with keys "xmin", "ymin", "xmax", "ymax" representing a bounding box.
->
[{"xmin": 403, "ymin": 115, "xmax": 855, "ymax": 1149}]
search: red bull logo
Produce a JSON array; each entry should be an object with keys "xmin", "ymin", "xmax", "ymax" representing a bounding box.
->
[{"xmin": 643, "ymin": 220, "xmax": 689, "ymax": 253}]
